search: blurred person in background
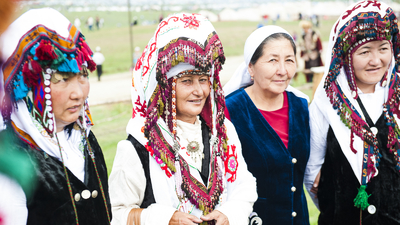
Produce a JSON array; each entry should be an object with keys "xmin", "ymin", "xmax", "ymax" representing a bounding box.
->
[
  {"xmin": 93, "ymin": 46, "xmax": 105, "ymax": 81},
  {"xmin": 299, "ymin": 20, "xmax": 323, "ymax": 83},
  {"xmin": 0, "ymin": 8, "xmax": 111, "ymax": 225}
]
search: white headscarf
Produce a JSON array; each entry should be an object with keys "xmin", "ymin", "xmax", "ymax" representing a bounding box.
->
[{"xmin": 223, "ymin": 25, "xmax": 309, "ymax": 102}]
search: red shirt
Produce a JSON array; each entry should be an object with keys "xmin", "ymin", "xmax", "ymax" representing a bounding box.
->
[
  {"xmin": 259, "ymin": 92, "xmax": 289, "ymax": 148},
  {"xmin": 224, "ymin": 92, "xmax": 289, "ymax": 148}
]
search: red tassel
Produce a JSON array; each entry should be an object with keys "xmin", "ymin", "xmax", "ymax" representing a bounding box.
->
[
  {"xmin": 79, "ymin": 46, "xmax": 91, "ymax": 62},
  {"xmin": 87, "ymin": 59, "xmax": 96, "ymax": 72},
  {"xmin": 79, "ymin": 46, "xmax": 96, "ymax": 71},
  {"xmin": 79, "ymin": 37, "xmax": 93, "ymax": 55},
  {"xmin": 350, "ymin": 130, "xmax": 357, "ymax": 154},
  {"xmin": 22, "ymin": 59, "xmax": 42, "ymax": 87},
  {"xmin": 76, "ymin": 49, "xmax": 84, "ymax": 70},
  {"xmin": 35, "ymin": 40, "xmax": 57, "ymax": 61},
  {"xmin": 30, "ymin": 59, "xmax": 42, "ymax": 74}
]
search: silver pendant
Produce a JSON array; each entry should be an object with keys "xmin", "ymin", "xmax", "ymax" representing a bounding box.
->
[{"xmin": 187, "ymin": 141, "xmax": 200, "ymax": 153}]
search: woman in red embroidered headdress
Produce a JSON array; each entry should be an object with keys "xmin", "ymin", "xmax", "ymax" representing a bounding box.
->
[
  {"xmin": 108, "ymin": 13, "xmax": 257, "ymax": 225},
  {"xmin": 305, "ymin": 1, "xmax": 400, "ymax": 224},
  {"xmin": 0, "ymin": 8, "xmax": 111, "ymax": 225}
]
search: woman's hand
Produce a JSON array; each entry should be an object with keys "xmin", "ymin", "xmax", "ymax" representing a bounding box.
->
[
  {"xmin": 200, "ymin": 210, "xmax": 229, "ymax": 225},
  {"xmin": 168, "ymin": 211, "xmax": 202, "ymax": 225},
  {"xmin": 310, "ymin": 170, "xmax": 321, "ymax": 198}
]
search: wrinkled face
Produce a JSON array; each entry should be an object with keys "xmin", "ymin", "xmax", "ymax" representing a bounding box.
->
[
  {"xmin": 50, "ymin": 72, "xmax": 90, "ymax": 132},
  {"xmin": 352, "ymin": 40, "xmax": 392, "ymax": 93},
  {"xmin": 175, "ymin": 73, "xmax": 210, "ymax": 124},
  {"xmin": 249, "ymin": 38, "xmax": 296, "ymax": 96}
]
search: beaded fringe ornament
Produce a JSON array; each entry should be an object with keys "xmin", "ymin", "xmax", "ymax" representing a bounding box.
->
[{"xmin": 143, "ymin": 31, "xmax": 228, "ymax": 215}]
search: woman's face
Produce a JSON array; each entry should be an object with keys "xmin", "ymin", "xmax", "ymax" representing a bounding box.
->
[
  {"xmin": 175, "ymin": 74, "xmax": 210, "ymax": 124},
  {"xmin": 249, "ymin": 38, "xmax": 296, "ymax": 96},
  {"xmin": 352, "ymin": 40, "xmax": 392, "ymax": 93},
  {"xmin": 50, "ymin": 73, "xmax": 90, "ymax": 132}
]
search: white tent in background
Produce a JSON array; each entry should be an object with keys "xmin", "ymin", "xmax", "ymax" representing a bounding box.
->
[
  {"xmin": 217, "ymin": 1, "xmax": 362, "ymax": 22},
  {"xmin": 198, "ymin": 10, "xmax": 219, "ymax": 22},
  {"xmin": 219, "ymin": 8, "xmax": 237, "ymax": 21}
]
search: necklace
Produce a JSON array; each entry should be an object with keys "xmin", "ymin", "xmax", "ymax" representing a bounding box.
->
[
  {"xmin": 187, "ymin": 140, "xmax": 204, "ymax": 163},
  {"xmin": 176, "ymin": 117, "xmax": 204, "ymax": 170}
]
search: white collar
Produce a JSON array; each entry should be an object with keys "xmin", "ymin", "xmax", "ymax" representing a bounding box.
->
[{"xmin": 176, "ymin": 116, "xmax": 203, "ymax": 171}]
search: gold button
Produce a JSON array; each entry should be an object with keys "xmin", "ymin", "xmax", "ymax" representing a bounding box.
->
[
  {"xmin": 292, "ymin": 212, "xmax": 297, "ymax": 217},
  {"xmin": 74, "ymin": 193, "xmax": 81, "ymax": 202},
  {"xmin": 82, "ymin": 190, "xmax": 91, "ymax": 199},
  {"xmin": 291, "ymin": 186, "xmax": 296, "ymax": 192},
  {"xmin": 292, "ymin": 158, "xmax": 297, "ymax": 164},
  {"xmin": 92, "ymin": 190, "xmax": 98, "ymax": 198}
]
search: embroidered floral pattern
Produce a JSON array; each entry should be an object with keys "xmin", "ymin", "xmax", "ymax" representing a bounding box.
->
[
  {"xmin": 180, "ymin": 14, "xmax": 200, "ymax": 29},
  {"xmin": 224, "ymin": 144, "xmax": 238, "ymax": 183}
]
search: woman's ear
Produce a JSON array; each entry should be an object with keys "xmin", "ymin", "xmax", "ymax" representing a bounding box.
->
[{"xmin": 248, "ymin": 63, "xmax": 255, "ymax": 80}]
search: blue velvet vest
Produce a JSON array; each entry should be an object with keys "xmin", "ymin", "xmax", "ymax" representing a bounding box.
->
[{"xmin": 226, "ymin": 88, "xmax": 310, "ymax": 225}]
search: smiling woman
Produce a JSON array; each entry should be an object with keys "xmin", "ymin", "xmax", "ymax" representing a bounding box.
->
[
  {"xmin": 352, "ymin": 40, "xmax": 392, "ymax": 93},
  {"xmin": 108, "ymin": 13, "xmax": 257, "ymax": 225},
  {"xmin": 0, "ymin": 8, "xmax": 111, "ymax": 225},
  {"xmin": 305, "ymin": 1, "xmax": 400, "ymax": 224},
  {"xmin": 223, "ymin": 25, "xmax": 311, "ymax": 225},
  {"xmin": 175, "ymin": 72, "xmax": 210, "ymax": 124}
]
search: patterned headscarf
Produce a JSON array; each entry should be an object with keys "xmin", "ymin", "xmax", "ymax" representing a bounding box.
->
[
  {"xmin": 0, "ymin": 8, "xmax": 112, "ymax": 224},
  {"xmin": 313, "ymin": 0, "xmax": 400, "ymax": 209},
  {"xmin": 1, "ymin": 8, "xmax": 95, "ymax": 146},
  {"xmin": 126, "ymin": 13, "xmax": 227, "ymax": 215}
]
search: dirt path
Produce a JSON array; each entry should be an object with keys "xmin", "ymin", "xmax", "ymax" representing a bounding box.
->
[{"xmin": 88, "ymin": 55, "xmax": 244, "ymax": 105}]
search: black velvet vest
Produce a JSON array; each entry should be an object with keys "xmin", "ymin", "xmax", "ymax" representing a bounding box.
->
[
  {"xmin": 8, "ymin": 129, "xmax": 112, "ymax": 225},
  {"xmin": 318, "ymin": 114, "xmax": 400, "ymax": 225}
]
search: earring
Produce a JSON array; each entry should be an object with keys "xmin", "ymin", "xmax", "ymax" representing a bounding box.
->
[
  {"xmin": 250, "ymin": 76, "xmax": 254, "ymax": 81},
  {"xmin": 172, "ymin": 77, "xmax": 177, "ymax": 135}
]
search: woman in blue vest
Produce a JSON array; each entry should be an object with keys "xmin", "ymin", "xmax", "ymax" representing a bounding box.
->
[{"xmin": 223, "ymin": 25, "xmax": 310, "ymax": 225}]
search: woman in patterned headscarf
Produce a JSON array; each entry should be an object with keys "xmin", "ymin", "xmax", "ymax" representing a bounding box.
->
[
  {"xmin": 109, "ymin": 13, "xmax": 257, "ymax": 225},
  {"xmin": 0, "ymin": 8, "xmax": 111, "ymax": 225},
  {"xmin": 305, "ymin": 1, "xmax": 400, "ymax": 224}
]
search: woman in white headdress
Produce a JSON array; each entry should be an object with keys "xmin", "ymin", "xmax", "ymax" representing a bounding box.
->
[
  {"xmin": 0, "ymin": 8, "xmax": 111, "ymax": 225},
  {"xmin": 108, "ymin": 13, "xmax": 257, "ymax": 225},
  {"xmin": 223, "ymin": 25, "xmax": 310, "ymax": 225},
  {"xmin": 304, "ymin": 1, "xmax": 400, "ymax": 224}
]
